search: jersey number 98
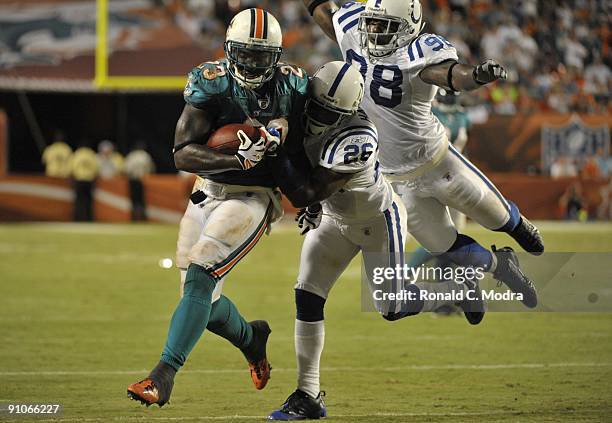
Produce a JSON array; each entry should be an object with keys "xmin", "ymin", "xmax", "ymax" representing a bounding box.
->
[{"xmin": 347, "ymin": 50, "xmax": 403, "ymax": 108}]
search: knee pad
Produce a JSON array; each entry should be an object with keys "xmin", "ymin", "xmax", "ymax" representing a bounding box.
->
[
  {"xmin": 188, "ymin": 235, "xmax": 231, "ymax": 269},
  {"xmin": 295, "ymin": 288, "xmax": 326, "ymax": 322},
  {"xmin": 446, "ymin": 175, "xmax": 486, "ymax": 211},
  {"xmin": 176, "ymin": 203, "xmax": 205, "ymax": 269}
]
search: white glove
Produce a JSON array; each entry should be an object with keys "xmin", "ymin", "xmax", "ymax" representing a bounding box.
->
[
  {"xmin": 296, "ymin": 203, "xmax": 322, "ymax": 235},
  {"xmin": 235, "ymin": 129, "xmax": 266, "ymax": 170},
  {"xmin": 473, "ymin": 59, "xmax": 507, "ymax": 85}
]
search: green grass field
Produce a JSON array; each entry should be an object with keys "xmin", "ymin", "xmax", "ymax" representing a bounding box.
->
[{"xmin": 1, "ymin": 222, "xmax": 612, "ymax": 422}]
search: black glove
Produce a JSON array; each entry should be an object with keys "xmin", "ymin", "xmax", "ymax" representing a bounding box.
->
[
  {"xmin": 473, "ymin": 59, "xmax": 507, "ymax": 85},
  {"xmin": 296, "ymin": 203, "xmax": 323, "ymax": 235}
]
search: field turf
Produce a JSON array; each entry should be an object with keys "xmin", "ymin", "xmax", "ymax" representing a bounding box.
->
[{"xmin": 1, "ymin": 222, "xmax": 611, "ymax": 422}]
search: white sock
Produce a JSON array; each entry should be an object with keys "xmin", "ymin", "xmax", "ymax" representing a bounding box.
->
[
  {"xmin": 415, "ymin": 281, "xmax": 467, "ymax": 311},
  {"xmin": 295, "ymin": 319, "xmax": 324, "ymax": 399}
]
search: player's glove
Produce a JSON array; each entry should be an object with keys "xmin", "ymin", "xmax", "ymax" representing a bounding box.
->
[
  {"xmin": 473, "ymin": 59, "xmax": 507, "ymax": 85},
  {"xmin": 296, "ymin": 203, "xmax": 322, "ymax": 235},
  {"xmin": 235, "ymin": 129, "xmax": 266, "ymax": 170},
  {"xmin": 261, "ymin": 127, "xmax": 282, "ymax": 156}
]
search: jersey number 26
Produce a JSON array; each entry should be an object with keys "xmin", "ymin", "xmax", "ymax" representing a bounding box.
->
[{"xmin": 344, "ymin": 143, "xmax": 374, "ymax": 165}]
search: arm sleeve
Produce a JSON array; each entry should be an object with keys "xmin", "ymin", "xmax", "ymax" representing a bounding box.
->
[
  {"xmin": 410, "ymin": 33, "xmax": 459, "ymax": 73},
  {"xmin": 319, "ymin": 132, "xmax": 378, "ymax": 174}
]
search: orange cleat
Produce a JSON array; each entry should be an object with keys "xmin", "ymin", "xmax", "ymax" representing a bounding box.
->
[
  {"xmin": 249, "ymin": 357, "xmax": 272, "ymax": 390},
  {"xmin": 241, "ymin": 320, "xmax": 272, "ymax": 390},
  {"xmin": 127, "ymin": 362, "xmax": 175, "ymax": 407},
  {"xmin": 127, "ymin": 379, "xmax": 162, "ymax": 407}
]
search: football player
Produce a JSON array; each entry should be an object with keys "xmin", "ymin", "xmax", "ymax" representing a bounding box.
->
[
  {"xmin": 126, "ymin": 8, "xmax": 308, "ymax": 407},
  {"xmin": 304, "ymin": 0, "xmax": 543, "ymax": 309},
  {"xmin": 266, "ymin": 61, "xmax": 485, "ymax": 420},
  {"xmin": 408, "ymin": 89, "xmax": 471, "ymax": 269},
  {"xmin": 408, "ymin": 89, "xmax": 472, "ymax": 315}
]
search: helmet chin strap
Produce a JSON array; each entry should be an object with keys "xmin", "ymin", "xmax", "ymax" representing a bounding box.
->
[{"xmin": 232, "ymin": 66, "xmax": 265, "ymax": 89}]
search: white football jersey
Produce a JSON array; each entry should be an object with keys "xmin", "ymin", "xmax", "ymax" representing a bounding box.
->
[
  {"xmin": 303, "ymin": 110, "xmax": 393, "ymax": 222},
  {"xmin": 332, "ymin": 1, "xmax": 459, "ymax": 174}
]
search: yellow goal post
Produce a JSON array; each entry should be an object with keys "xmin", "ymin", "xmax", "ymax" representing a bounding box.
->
[{"xmin": 95, "ymin": 0, "xmax": 186, "ymax": 90}]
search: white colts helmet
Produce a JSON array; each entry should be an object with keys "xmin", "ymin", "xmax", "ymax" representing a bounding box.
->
[
  {"xmin": 358, "ymin": 0, "xmax": 424, "ymax": 61},
  {"xmin": 304, "ymin": 61, "xmax": 365, "ymax": 137},
  {"xmin": 224, "ymin": 8, "xmax": 283, "ymax": 89}
]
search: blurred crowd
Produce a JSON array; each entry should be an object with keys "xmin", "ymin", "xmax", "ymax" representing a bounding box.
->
[{"xmin": 158, "ymin": 0, "xmax": 610, "ymax": 115}]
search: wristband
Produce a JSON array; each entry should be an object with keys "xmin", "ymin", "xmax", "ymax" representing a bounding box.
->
[{"xmin": 447, "ymin": 61, "xmax": 459, "ymax": 92}]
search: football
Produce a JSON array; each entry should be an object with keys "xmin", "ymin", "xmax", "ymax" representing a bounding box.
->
[{"xmin": 207, "ymin": 123, "xmax": 259, "ymax": 154}]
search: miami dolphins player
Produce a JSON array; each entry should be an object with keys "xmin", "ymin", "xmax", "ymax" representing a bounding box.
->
[
  {"xmin": 266, "ymin": 61, "xmax": 485, "ymax": 420},
  {"xmin": 304, "ymin": 0, "xmax": 542, "ymax": 309},
  {"xmin": 127, "ymin": 8, "xmax": 308, "ymax": 407}
]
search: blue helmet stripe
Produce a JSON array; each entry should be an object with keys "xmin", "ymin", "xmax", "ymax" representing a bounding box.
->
[
  {"xmin": 327, "ymin": 62, "xmax": 351, "ymax": 97},
  {"xmin": 337, "ymin": 5, "xmax": 364, "ymax": 23}
]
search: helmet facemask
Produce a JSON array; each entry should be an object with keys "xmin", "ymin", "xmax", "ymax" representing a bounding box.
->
[
  {"xmin": 303, "ymin": 97, "xmax": 353, "ymax": 137},
  {"xmin": 358, "ymin": 13, "xmax": 418, "ymax": 62},
  {"xmin": 435, "ymin": 88, "xmax": 461, "ymax": 111},
  {"xmin": 224, "ymin": 41, "xmax": 282, "ymax": 89}
]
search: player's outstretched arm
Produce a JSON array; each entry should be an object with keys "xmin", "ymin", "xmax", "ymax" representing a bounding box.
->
[
  {"xmin": 303, "ymin": 0, "xmax": 338, "ymax": 41},
  {"xmin": 268, "ymin": 147, "xmax": 351, "ymax": 208},
  {"xmin": 420, "ymin": 59, "xmax": 507, "ymax": 92},
  {"xmin": 173, "ymin": 104, "xmax": 245, "ymax": 173}
]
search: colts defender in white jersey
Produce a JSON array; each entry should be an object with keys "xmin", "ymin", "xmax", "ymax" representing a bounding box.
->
[
  {"xmin": 267, "ymin": 61, "xmax": 485, "ymax": 421},
  {"xmin": 305, "ymin": 0, "xmax": 544, "ymax": 309}
]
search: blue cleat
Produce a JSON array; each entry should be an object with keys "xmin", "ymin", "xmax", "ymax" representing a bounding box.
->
[{"xmin": 268, "ymin": 389, "xmax": 326, "ymax": 420}]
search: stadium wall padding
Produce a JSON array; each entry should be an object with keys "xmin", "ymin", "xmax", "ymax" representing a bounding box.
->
[{"xmin": 0, "ymin": 174, "xmax": 608, "ymax": 222}]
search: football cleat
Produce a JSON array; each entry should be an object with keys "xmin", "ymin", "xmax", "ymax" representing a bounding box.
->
[
  {"xmin": 492, "ymin": 246, "xmax": 538, "ymax": 308},
  {"xmin": 241, "ymin": 320, "xmax": 272, "ymax": 390},
  {"xmin": 509, "ymin": 215, "xmax": 544, "ymax": 256},
  {"xmin": 127, "ymin": 378, "xmax": 171, "ymax": 407},
  {"xmin": 127, "ymin": 361, "xmax": 176, "ymax": 407},
  {"xmin": 457, "ymin": 277, "xmax": 486, "ymax": 325},
  {"xmin": 268, "ymin": 389, "xmax": 327, "ymax": 420}
]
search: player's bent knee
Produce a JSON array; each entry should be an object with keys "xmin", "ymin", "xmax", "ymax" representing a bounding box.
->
[
  {"xmin": 183, "ymin": 264, "xmax": 216, "ymax": 302},
  {"xmin": 187, "ymin": 235, "xmax": 229, "ymax": 269},
  {"xmin": 295, "ymin": 288, "xmax": 326, "ymax": 322},
  {"xmin": 175, "ymin": 245, "xmax": 191, "ymax": 270}
]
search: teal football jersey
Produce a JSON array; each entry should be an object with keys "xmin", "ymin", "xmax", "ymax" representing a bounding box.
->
[
  {"xmin": 432, "ymin": 106, "xmax": 470, "ymax": 146},
  {"xmin": 183, "ymin": 60, "xmax": 308, "ymax": 187}
]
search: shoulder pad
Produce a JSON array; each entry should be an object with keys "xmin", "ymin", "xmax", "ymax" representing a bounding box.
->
[
  {"xmin": 406, "ymin": 33, "xmax": 458, "ymax": 68},
  {"xmin": 183, "ymin": 62, "xmax": 231, "ymax": 109},
  {"xmin": 319, "ymin": 124, "xmax": 378, "ymax": 173},
  {"xmin": 276, "ymin": 63, "xmax": 309, "ymax": 94}
]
